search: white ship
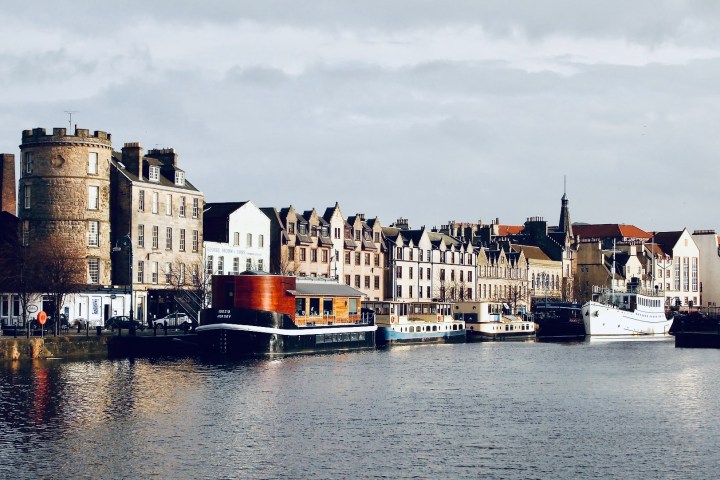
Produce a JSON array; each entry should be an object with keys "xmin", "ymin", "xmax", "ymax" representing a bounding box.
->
[{"xmin": 581, "ymin": 285, "xmax": 673, "ymax": 336}]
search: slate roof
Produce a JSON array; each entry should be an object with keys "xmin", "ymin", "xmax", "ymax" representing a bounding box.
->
[
  {"xmin": 203, "ymin": 202, "xmax": 248, "ymax": 243},
  {"xmin": 572, "ymin": 223, "xmax": 651, "ymax": 240},
  {"xmin": 650, "ymin": 231, "xmax": 684, "ymax": 256},
  {"xmin": 512, "ymin": 244, "xmax": 552, "ymax": 261},
  {"xmin": 111, "ymin": 153, "xmax": 200, "ymax": 192},
  {"xmin": 291, "ymin": 280, "xmax": 365, "ymax": 297}
]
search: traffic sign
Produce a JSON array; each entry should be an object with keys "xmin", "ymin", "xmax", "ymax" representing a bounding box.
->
[{"xmin": 37, "ymin": 311, "xmax": 47, "ymax": 325}]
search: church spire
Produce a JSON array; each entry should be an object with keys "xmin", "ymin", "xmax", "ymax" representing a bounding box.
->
[{"xmin": 558, "ymin": 176, "xmax": 572, "ymax": 239}]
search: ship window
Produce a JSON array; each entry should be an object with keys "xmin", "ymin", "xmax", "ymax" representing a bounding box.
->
[
  {"xmin": 349, "ymin": 298, "xmax": 358, "ymax": 315},
  {"xmin": 309, "ymin": 298, "xmax": 320, "ymax": 316},
  {"xmin": 295, "ymin": 298, "xmax": 306, "ymax": 316},
  {"xmin": 323, "ymin": 298, "xmax": 333, "ymax": 316}
]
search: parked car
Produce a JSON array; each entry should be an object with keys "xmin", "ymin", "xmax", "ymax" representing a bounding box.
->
[
  {"xmin": 152, "ymin": 313, "xmax": 190, "ymax": 328},
  {"xmin": 106, "ymin": 315, "xmax": 144, "ymax": 331}
]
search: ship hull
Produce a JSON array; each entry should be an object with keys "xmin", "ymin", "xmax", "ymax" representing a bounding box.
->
[
  {"xmin": 582, "ymin": 301, "xmax": 672, "ymax": 336},
  {"xmin": 376, "ymin": 326, "xmax": 466, "ymax": 345}
]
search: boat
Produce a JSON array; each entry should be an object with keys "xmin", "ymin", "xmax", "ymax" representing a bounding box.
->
[
  {"xmin": 581, "ymin": 285, "xmax": 673, "ymax": 336},
  {"xmin": 453, "ymin": 301, "xmax": 536, "ymax": 341},
  {"xmin": 365, "ymin": 301, "xmax": 466, "ymax": 345},
  {"xmin": 532, "ymin": 301, "xmax": 585, "ymax": 338},
  {"xmin": 196, "ymin": 273, "xmax": 376, "ymax": 356}
]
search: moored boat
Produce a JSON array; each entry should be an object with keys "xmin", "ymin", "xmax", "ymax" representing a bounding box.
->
[
  {"xmin": 365, "ymin": 301, "xmax": 465, "ymax": 345},
  {"xmin": 197, "ymin": 273, "xmax": 376, "ymax": 356},
  {"xmin": 581, "ymin": 285, "xmax": 673, "ymax": 336},
  {"xmin": 453, "ymin": 301, "xmax": 536, "ymax": 341},
  {"xmin": 532, "ymin": 301, "xmax": 585, "ymax": 338}
]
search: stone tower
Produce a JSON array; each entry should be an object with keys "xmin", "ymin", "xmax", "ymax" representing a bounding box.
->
[
  {"xmin": 18, "ymin": 127, "xmax": 113, "ymax": 285},
  {"xmin": 0, "ymin": 153, "xmax": 16, "ymax": 214}
]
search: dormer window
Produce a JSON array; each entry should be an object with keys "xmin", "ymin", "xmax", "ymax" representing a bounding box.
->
[
  {"xmin": 149, "ymin": 166, "xmax": 160, "ymax": 182},
  {"xmin": 175, "ymin": 171, "xmax": 185, "ymax": 186}
]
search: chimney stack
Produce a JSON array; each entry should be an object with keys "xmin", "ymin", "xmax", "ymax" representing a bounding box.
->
[{"xmin": 0, "ymin": 154, "xmax": 16, "ymax": 215}]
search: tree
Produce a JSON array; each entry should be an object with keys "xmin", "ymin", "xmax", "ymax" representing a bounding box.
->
[
  {"xmin": 33, "ymin": 243, "xmax": 85, "ymax": 335},
  {"xmin": 502, "ymin": 281, "xmax": 527, "ymax": 314},
  {"xmin": 278, "ymin": 248, "xmax": 299, "ymax": 276},
  {"xmin": 0, "ymin": 237, "xmax": 41, "ymax": 336}
]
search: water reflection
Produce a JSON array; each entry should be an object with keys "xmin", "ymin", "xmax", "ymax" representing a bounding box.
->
[{"xmin": 0, "ymin": 342, "xmax": 719, "ymax": 479}]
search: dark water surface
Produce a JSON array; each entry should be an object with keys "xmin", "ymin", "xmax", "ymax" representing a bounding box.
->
[{"xmin": 1, "ymin": 339, "xmax": 718, "ymax": 479}]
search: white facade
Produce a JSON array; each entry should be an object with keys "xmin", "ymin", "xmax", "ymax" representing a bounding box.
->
[
  {"xmin": 650, "ymin": 229, "xmax": 700, "ymax": 308},
  {"xmin": 204, "ymin": 201, "xmax": 270, "ymax": 275}
]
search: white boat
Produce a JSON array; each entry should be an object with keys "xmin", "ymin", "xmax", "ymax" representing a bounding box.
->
[
  {"xmin": 453, "ymin": 301, "xmax": 536, "ymax": 341},
  {"xmin": 581, "ymin": 286, "xmax": 673, "ymax": 336},
  {"xmin": 365, "ymin": 301, "xmax": 466, "ymax": 345}
]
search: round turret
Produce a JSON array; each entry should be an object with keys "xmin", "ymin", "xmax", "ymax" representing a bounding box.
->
[{"xmin": 18, "ymin": 127, "xmax": 113, "ymax": 285}]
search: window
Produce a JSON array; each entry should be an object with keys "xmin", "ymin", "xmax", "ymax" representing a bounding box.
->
[
  {"xmin": 364, "ymin": 276, "xmax": 370, "ymax": 289},
  {"xmin": 345, "ymin": 275, "xmax": 351, "ymax": 285},
  {"xmin": 355, "ymin": 252, "xmax": 361, "ymax": 265},
  {"xmin": 152, "ymin": 262, "xmax": 158, "ymax": 284},
  {"xmin": 165, "ymin": 262, "xmax": 172, "ymax": 284},
  {"xmin": 88, "ymin": 152, "xmax": 98, "ymax": 174},
  {"xmin": 397, "ymin": 285, "xmax": 402, "ymax": 298},
  {"xmin": 246, "ymin": 258, "xmax": 252, "ymax": 270},
  {"xmin": 468, "ymin": 271, "xmax": 473, "ymax": 282},
  {"xmin": 151, "ymin": 192, "xmax": 158, "ymax": 213},
  {"xmin": 152, "ymin": 226, "xmax": 159, "ymax": 249},
  {"xmin": 149, "ymin": 166, "xmax": 160, "ymax": 182},
  {"xmin": 322, "ymin": 250, "xmax": 329, "ymax": 263},
  {"xmin": 334, "ymin": 227, "xmax": 341, "ymax": 239},
  {"xmin": 300, "ymin": 248, "xmax": 306, "ymax": 261},
  {"xmin": 311, "ymin": 249, "xmax": 318, "ymax": 262},
  {"xmin": 374, "ymin": 276, "xmax": 380, "ymax": 289},
  {"xmin": 138, "ymin": 190, "xmax": 145, "ymax": 211},
  {"xmin": 355, "ymin": 275, "xmax": 361, "ymax": 288},
  {"xmin": 206, "ymin": 256, "xmax": 213, "ymax": 275},
  {"xmin": 166, "ymin": 227, "xmax": 172, "ymax": 250},
  {"xmin": 138, "ymin": 225, "xmax": 144, "ymax": 247},
  {"xmin": 233, "ymin": 232, "xmax": 240, "ymax": 246},
  {"xmin": 288, "ymin": 246, "xmax": 295, "ymax": 261},
  {"xmin": 409, "ymin": 267, "xmax": 414, "ymax": 280},
  {"xmin": 24, "ymin": 152, "xmax": 32, "ymax": 174},
  {"xmin": 683, "ymin": 257, "xmax": 689, "ymax": 291},
  {"xmin": 179, "ymin": 229, "xmax": 186, "ymax": 251},
  {"xmin": 192, "ymin": 230, "xmax": 199, "ymax": 252},
  {"xmin": 217, "ymin": 257, "xmax": 224, "ymax": 275},
  {"xmin": 427, "ymin": 286, "xmax": 431, "ymax": 298},
  {"xmin": 247, "ymin": 233, "xmax": 252, "ymax": 247},
  {"xmin": 179, "ymin": 196, "xmax": 186, "ymax": 217},
  {"xmin": 364, "ymin": 253, "xmax": 370, "ymax": 265},
  {"xmin": 692, "ymin": 257, "xmax": 698, "ymax": 292},
  {"xmin": 88, "ymin": 186, "xmax": 99, "ymax": 210},
  {"xmin": 345, "ymin": 252, "xmax": 351, "ymax": 264},
  {"xmin": 23, "ymin": 186, "xmax": 30, "ymax": 209},
  {"xmin": 192, "ymin": 198, "xmax": 199, "ymax": 218},
  {"xmin": 179, "ymin": 263, "xmax": 185, "ymax": 285},
  {"xmin": 233, "ymin": 257, "xmax": 240, "ymax": 274},
  {"xmin": 175, "ymin": 171, "xmax": 185, "ymax": 186},
  {"xmin": 397, "ymin": 266, "xmax": 403, "ymax": 279},
  {"xmin": 258, "ymin": 259, "xmax": 264, "ymax": 271},
  {"xmin": 22, "ymin": 220, "xmax": 29, "ymax": 246},
  {"xmin": 288, "ymin": 223, "xmax": 295, "ymax": 234},
  {"xmin": 88, "ymin": 258, "xmax": 99, "ymax": 284},
  {"xmin": 88, "ymin": 221, "xmax": 99, "ymax": 247},
  {"xmin": 137, "ymin": 260, "xmax": 144, "ymax": 283},
  {"xmin": 409, "ymin": 286, "xmax": 413, "ymax": 298},
  {"xmin": 259, "ymin": 234, "xmax": 264, "ymax": 248},
  {"xmin": 165, "ymin": 194, "xmax": 172, "ymax": 215}
]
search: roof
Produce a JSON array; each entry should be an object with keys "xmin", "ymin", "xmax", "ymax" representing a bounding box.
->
[
  {"xmin": 111, "ymin": 153, "xmax": 201, "ymax": 193},
  {"xmin": 497, "ymin": 225, "xmax": 524, "ymax": 236},
  {"xmin": 203, "ymin": 202, "xmax": 249, "ymax": 243},
  {"xmin": 651, "ymin": 231, "xmax": 684, "ymax": 255},
  {"xmin": 291, "ymin": 280, "xmax": 365, "ymax": 297},
  {"xmin": 572, "ymin": 223, "xmax": 651, "ymax": 240},
  {"xmin": 512, "ymin": 244, "xmax": 552, "ymax": 261}
]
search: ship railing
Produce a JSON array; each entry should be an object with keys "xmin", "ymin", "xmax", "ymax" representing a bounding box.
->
[{"xmin": 591, "ymin": 285, "xmax": 662, "ymax": 297}]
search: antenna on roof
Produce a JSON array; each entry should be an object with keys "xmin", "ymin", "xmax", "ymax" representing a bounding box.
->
[
  {"xmin": 64, "ymin": 111, "xmax": 79, "ymax": 132},
  {"xmin": 563, "ymin": 175, "xmax": 566, "ymax": 196}
]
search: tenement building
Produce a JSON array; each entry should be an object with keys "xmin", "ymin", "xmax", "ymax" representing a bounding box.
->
[{"xmin": 112, "ymin": 144, "xmax": 204, "ymax": 323}]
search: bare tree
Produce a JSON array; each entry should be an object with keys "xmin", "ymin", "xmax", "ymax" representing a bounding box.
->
[
  {"xmin": 33, "ymin": 243, "xmax": 85, "ymax": 335},
  {"xmin": 278, "ymin": 248, "xmax": 298, "ymax": 276},
  {"xmin": 503, "ymin": 281, "xmax": 527, "ymax": 314},
  {"xmin": 0, "ymin": 239, "xmax": 42, "ymax": 336}
]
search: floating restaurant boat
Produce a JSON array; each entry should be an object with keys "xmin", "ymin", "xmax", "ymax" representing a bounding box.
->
[
  {"xmin": 365, "ymin": 301, "xmax": 466, "ymax": 345},
  {"xmin": 197, "ymin": 273, "xmax": 376, "ymax": 356},
  {"xmin": 532, "ymin": 301, "xmax": 586, "ymax": 338},
  {"xmin": 453, "ymin": 301, "xmax": 536, "ymax": 341},
  {"xmin": 581, "ymin": 285, "xmax": 673, "ymax": 336}
]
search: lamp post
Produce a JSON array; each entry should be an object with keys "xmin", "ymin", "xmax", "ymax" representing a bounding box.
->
[{"xmin": 113, "ymin": 233, "xmax": 134, "ymax": 333}]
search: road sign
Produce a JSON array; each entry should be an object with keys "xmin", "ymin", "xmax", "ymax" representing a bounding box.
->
[
  {"xmin": 27, "ymin": 305, "xmax": 38, "ymax": 313},
  {"xmin": 37, "ymin": 311, "xmax": 47, "ymax": 325}
]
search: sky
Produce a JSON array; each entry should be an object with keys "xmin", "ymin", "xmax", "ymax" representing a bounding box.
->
[{"xmin": 2, "ymin": 1, "xmax": 720, "ymax": 233}]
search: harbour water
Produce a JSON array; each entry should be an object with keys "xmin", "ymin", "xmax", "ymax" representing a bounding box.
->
[{"xmin": 1, "ymin": 339, "xmax": 718, "ymax": 479}]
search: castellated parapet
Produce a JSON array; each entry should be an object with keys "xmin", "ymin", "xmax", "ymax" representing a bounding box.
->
[{"xmin": 18, "ymin": 127, "xmax": 113, "ymax": 285}]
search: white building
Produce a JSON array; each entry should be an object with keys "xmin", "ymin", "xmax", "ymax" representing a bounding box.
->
[
  {"xmin": 649, "ymin": 229, "xmax": 700, "ymax": 308},
  {"xmin": 203, "ymin": 201, "xmax": 271, "ymax": 275}
]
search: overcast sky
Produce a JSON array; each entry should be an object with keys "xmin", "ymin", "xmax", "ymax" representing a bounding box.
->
[{"xmin": 2, "ymin": 1, "xmax": 719, "ymax": 232}]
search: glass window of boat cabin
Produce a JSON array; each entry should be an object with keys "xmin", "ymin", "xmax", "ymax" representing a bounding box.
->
[
  {"xmin": 309, "ymin": 298, "xmax": 320, "ymax": 316},
  {"xmin": 323, "ymin": 298, "xmax": 333, "ymax": 316},
  {"xmin": 296, "ymin": 298, "xmax": 306, "ymax": 316},
  {"xmin": 349, "ymin": 298, "xmax": 358, "ymax": 315}
]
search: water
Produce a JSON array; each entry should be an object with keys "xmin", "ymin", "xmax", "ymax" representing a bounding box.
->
[{"xmin": 1, "ymin": 339, "xmax": 718, "ymax": 479}]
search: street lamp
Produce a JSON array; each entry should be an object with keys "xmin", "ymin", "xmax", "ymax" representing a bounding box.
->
[{"xmin": 113, "ymin": 233, "xmax": 134, "ymax": 333}]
